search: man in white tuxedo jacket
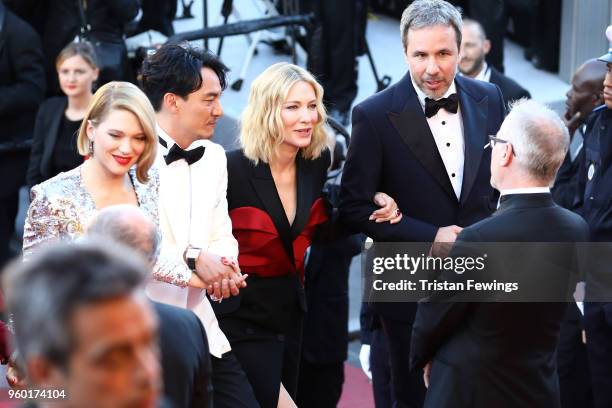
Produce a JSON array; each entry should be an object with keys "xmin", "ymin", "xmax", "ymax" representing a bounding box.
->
[{"xmin": 140, "ymin": 43, "xmax": 259, "ymax": 408}]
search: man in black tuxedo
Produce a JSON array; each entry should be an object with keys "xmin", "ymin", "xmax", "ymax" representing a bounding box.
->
[
  {"xmin": 411, "ymin": 99, "xmax": 590, "ymax": 407},
  {"xmin": 339, "ymin": 1, "xmax": 505, "ymax": 406},
  {"xmin": 88, "ymin": 205, "xmax": 213, "ymax": 408},
  {"xmin": 459, "ymin": 19, "xmax": 530, "ymax": 108}
]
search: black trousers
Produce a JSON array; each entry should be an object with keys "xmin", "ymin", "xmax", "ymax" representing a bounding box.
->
[
  {"xmin": 557, "ymin": 304, "xmax": 593, "ymax": 408},
  {"xmin": 380, "ymin": 317, "xmax": 425, "ymax": 408},
  {"xmin": 296, "ymin": 359, "xmax": 344, "ymax": 408},
  {"xmin": 371, "ymin": 328, "xmax": 395, "ymax": 408},
  {"xmin": 211, "ymin": 351, "xmax": 260, "ymax": 408},
  {"xmin": 584, "ymin": 302, "xmax": 612, "ymax": 408},
  {"xmin": 222, "ymin": 317, "xmax": 303, "ymax": 408}
]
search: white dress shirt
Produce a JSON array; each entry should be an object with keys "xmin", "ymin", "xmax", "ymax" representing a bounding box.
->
[
  {"xmin": 499, "ymin": 186, "xmax": 551, "ymax": 196},
  {"xmin": 411, "ymin": 74, "xmax": 465, "ymax": 199}
]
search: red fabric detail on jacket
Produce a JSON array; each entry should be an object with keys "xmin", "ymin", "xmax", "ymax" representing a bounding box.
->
[{"xmin": 229, "ymin": 198, "xmax": 328, "ymax": 280}]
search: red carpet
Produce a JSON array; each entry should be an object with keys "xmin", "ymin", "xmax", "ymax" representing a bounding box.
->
[{"xmin": 338, "ymin": 362, "xmax": 375, "ymax": 408}]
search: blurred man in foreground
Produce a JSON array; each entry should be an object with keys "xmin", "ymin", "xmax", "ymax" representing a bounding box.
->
[
  {"xmin": 88, "ymin": 205, "xmax": 213, "ymax": 408},
  {"xmin": 4, "ymin": 240, "xmax": 162, "ymax": 408}
]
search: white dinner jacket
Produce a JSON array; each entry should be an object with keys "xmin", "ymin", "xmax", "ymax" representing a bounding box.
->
[{"xmin": 146, "ymin": 128, "xmax": 238, "ymax": 358}]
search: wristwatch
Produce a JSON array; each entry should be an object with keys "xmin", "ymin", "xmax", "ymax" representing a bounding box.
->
[{"xmin": 185, "ymin": 246, "xmax": 202, "ymax": 271}]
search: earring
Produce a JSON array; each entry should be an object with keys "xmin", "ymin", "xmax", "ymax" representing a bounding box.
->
[{"xmin": 89, "ymin": 139, "xmax": 94, "ymax": 155}]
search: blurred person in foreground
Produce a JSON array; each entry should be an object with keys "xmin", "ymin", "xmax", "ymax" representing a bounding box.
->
[
  {"xmin": 27, "ymin": 42, "xmax": 99, "ymax": 187},
  {"xmin": 4, "ymin": 240, "xmax": 162, "ymax": 408},
  {"xmin": 89, "ymin": 205, "xmax": 213, "ymax": 408},
  {"xmin": 0, "ymin": 0, "xmax": 45, "ymax": 268},
  {"xmin": 411, "ymin": 99, "xmax": 590, "ymax": 408},
  {"xmin": 459, "ymin": 18, "xmax": 530, "ymax": 108}
]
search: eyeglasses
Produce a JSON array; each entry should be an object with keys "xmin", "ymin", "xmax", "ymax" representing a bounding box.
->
[{"xmin": 485, "ymin": 135, "xmax": 517, "ymax": 157}]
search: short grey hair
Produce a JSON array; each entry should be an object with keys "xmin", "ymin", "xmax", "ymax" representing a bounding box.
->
[
  {"xmin": 88, "ymin": 205, "xmax": 160, "ymax": 264},
  {"xmin": 400, "ymin": 0, "xmax": 463, "ymax": 51},
  {"xmin": 502, "ymin": 99, "xmax": 570, "ymax": 183},
  {"xmin": 5, "ymin": 240, "xmax": 148, "ymax": 371}
]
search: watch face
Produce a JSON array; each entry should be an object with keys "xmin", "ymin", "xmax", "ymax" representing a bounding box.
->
[
  {"xmin": 187, "ymin": 248, "xmax": 200, "ymax": 259},
  {"xmin": 186, "ymin": 248, "xmax": 200, "ymax": 271}
]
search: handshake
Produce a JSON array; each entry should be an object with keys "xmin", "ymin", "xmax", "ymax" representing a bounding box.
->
[{"xmin": 186, "ymin": 249, "xmax": 248, "ymax": 301}]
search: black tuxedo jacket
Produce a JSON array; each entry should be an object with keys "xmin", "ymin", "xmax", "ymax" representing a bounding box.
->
[
  {"xmin": 26, "ymin": 96, "xmax": 68, "ymax": 187},
  {"xmin": 153, "ymin": 302, "xmax": 212, "ymax": 408},
  {"xmin": 340, "ymin": 72, "xmax": 505, "ymax": 322},
  {"xmin": 489, "ymin": 66, "xmax": 531, "ymax": 108},
  {"xmin": 214, "ymin": 148, "xmax": 330, "ymax": 335},
  {"xmin": 411, "ymin": 194, "xmax": 590, "ymax": 408}
]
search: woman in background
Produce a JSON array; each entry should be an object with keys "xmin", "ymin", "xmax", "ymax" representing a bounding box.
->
[{"xmin": 27, "ymin": 42, "xmax": 99, "ymax": 187}]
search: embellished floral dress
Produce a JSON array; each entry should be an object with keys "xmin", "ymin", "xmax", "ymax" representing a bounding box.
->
[{"xmin": 22, "ymin": 164, "xmax": 189, "ymax": 287}]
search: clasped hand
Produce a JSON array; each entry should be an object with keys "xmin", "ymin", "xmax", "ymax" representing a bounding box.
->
[{"xmin": 195, "ymin": 251, "xmax": 247, "ymax": 300}]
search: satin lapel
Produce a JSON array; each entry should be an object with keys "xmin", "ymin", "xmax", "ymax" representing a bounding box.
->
[
  {"xmin": 457, "ymin": 77, "xmax": 488, "ymax": 205},
  {"xmin": 249, "ymin": 160, "xmax": 294, "ymax": 260},
  {"xmin": 41, "ymin": 99, "xmax": 68, "ymax": 173},
  {"xmin": 291, "ymin": 155, "xmax": 314, "ymax": 240},
  {"xmin": 157, "ymin": 154, "xmax": 191, "ymax": 247},
  {"xmin": 387, "ymin": 77, "xmax": 456, "ymax": 202}
]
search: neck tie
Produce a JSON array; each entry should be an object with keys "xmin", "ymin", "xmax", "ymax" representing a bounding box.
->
[
  {"xmin": 424, "ymin": 93, "xmax": 459, "ymax": 118},
  {"xmin": 162, "ymin": 140, "xmax": 205, "ymax": 166}
]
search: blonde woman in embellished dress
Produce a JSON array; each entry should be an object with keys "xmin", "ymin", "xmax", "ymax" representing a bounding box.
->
[{"xmin": 22, "ymin": 81, "xmax": 189, "ymax": 288}]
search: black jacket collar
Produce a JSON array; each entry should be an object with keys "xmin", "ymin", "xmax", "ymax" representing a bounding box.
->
[{"xmin": 497, "ymin": 193, "xmax": 555, "ymax": 214}]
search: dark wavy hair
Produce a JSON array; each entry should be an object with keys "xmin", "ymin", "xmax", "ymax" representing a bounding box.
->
[{"xmin": 139, "ymin": 42, "xmax": 229, "ymax": 111}]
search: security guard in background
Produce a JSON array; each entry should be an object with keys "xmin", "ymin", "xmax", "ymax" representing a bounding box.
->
[{"xmin": 579, "ymin": 25, "xmax": 612, "ymax": 408}]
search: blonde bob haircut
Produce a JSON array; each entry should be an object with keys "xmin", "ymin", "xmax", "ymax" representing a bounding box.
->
[
  {"xmin": 240, "ymin": 62, "xmax": 328, "ymax": 164},
  {"xmin": 76, "ymin": 81, "xmax": 158, "ymax": 183}
]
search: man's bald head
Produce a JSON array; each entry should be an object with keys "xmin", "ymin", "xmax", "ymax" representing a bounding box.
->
[
  {"xmin": 88, "ymin": 205, "xmax": 160, "ymax": 263},
  {"xmin": 565, "ymin": 58, "xmax": 607, "ymax": 126}
]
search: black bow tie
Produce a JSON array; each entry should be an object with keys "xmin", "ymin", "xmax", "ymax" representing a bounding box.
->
[
  {"xmin": 162, "ymin": 140, "xmax": 205, "ymax": 166},
  {"xmin": 424, "ymin": 94, "xmax": 459, "ymax": 118}
]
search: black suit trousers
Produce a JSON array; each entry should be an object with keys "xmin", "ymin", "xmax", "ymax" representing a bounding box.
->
[
  {"xmin": 584, "ymin": 302, "xmax": 612, "ymax": 408},
  {"xmin": 222, "ymin": 316, "xmax": 303, "ymax": 408},
  {"xmin": 371, "ymin": 328, "xmax": 395, "ymax": 408},
  {"xmin": 211, "ymin": 351, "xmax": 260, "ymax": 408},
  {"xmin": 296, "ymin": 359, "xmax": 344, "ymax": 408},
  {"xmin": 557, "ymin": 305, "xmax": 593, "ymax": 408},
  {"xmin": 381, "ymin": 317, "xmax": 425, "ymax": 408}
]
